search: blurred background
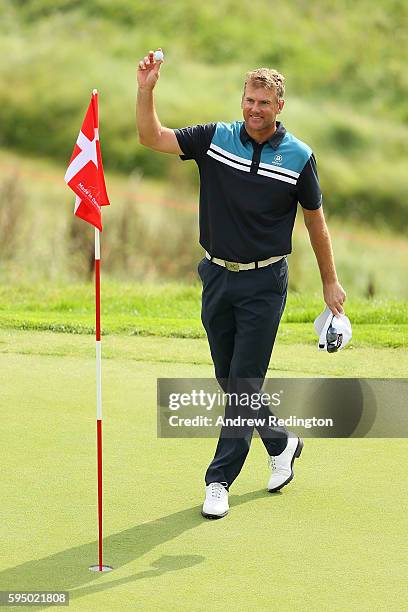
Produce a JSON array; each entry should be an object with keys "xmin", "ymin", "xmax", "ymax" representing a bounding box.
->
[{"xmin": 0, "ymin": 0, "xmax": 407, "ymax": 297}]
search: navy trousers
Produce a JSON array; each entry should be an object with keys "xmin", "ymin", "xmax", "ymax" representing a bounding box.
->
[{"xmin": 198, "ymin": 256, "xmax": 289, "ymax": 489}]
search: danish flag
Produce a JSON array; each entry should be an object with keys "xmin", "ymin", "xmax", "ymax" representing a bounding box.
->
[{"xmin": 64, "ymin": 90, "xmax": 110, "ymax": 230}]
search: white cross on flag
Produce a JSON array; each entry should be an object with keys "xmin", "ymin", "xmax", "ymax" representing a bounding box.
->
[{"xmin": 64, "ymin": 90, "xmax": 110, "ymax": 230}]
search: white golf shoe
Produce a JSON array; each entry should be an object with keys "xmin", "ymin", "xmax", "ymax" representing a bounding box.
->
[
  {"xmin": 202, "ymin": 482, "xmax": 229, "ymax": 519},
  {"xmin": 267, "ymin": 436, "xmax": 304, "ymax": 492}
]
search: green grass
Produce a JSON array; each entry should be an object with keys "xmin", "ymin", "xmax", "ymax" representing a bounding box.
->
[
  {"xmin": 1, "ymin": 2, "xmax": 407, "ymax": 604},
  {"xmin": 0, "ymin": 330, "xmax": 406, "ymax": 611},
  {"xmin": 0, "ymin": 329, "xmax": 406, "ymax": 377},
  {"xmin": 0, "ymin": 283, "xmax": 407, "ymax": 348}
]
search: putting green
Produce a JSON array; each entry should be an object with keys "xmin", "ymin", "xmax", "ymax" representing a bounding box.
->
[{"xmin": 0, "ymin": 331, "xmax": 406, "ymax": 611}]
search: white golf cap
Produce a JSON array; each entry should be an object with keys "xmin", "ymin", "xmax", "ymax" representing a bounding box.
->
[{"xmin": 314, "ymin": 306, "xmax": 352, "ymax": 352}]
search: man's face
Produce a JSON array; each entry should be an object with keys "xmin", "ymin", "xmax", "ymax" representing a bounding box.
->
[{"xmin": 241, "ymin": 83, "xmax": 284, "ymax": 136}]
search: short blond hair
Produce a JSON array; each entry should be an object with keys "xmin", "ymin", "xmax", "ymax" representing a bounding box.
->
[{"xmin": 244, "ymin": 68, "xmax": 285, "ymax": 100}]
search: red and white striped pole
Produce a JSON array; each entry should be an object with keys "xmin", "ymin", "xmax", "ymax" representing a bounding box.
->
[{"xmin": 89, "ymin": 228, "xmax": 112, "ymax": 573}]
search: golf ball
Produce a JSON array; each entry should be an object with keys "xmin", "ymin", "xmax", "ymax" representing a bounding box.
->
[{"xmin": 154, "ymin": 50, "xmax": 164, "ymax": 62}]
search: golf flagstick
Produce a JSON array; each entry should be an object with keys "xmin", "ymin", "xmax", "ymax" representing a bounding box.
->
[
  {"xmin": 89, "ymin": 228, "xmax": 113, "ymax": 573},
  {"xmin": 64, "ymin": 88, "xmax": 112, "ymax": 572}
]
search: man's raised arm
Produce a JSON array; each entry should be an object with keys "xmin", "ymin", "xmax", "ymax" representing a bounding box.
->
[{"xmin": 136, "ymin": 49, "xmax": 182, "ymax": 154}]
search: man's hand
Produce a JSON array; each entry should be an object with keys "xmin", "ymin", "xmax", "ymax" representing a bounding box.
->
[
  {"xmin": 136, "ymin": 48, "xmax": 182, "ymax": 154},
  {"xmin": 138, "ymin": 49, "xmax": 163, "ymax": 91},
  {"xmin": 323, "ymin": 281, "xmax": 346, "ymax": 316}
]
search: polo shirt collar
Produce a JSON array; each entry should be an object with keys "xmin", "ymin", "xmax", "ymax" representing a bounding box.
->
[{"xmin": 240, "ymin": 121, "xmax": 286, "ymax": 150}]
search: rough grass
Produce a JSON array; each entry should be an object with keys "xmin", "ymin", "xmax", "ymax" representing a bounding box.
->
[
  {"xmin": 0, "ymin": 283, "xmax": 407, "ymax": 348},
  {"xmin": 1, "ymin": 1, "xmax": 407, "ymax": 230},
  {"xmin": 1, "ymin": 148, "xmax": 408, "ymax": 296}
]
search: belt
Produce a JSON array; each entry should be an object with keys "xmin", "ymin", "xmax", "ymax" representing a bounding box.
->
[{"xmin": 205, "ymin": 251, "xmax": 286, "ymax": 272}]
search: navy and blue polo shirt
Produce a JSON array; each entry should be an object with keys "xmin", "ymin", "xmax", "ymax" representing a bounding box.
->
[{"xmin": 174, "ymin": 121, "xmax": 322, "ymax": 263}]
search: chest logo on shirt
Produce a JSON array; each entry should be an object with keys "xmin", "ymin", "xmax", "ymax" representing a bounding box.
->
[{"xmin": 273, "ymin": 154, "xmax": 283, "ymax": 164}]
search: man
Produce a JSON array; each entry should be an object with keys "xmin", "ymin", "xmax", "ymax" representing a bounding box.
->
[{"xmin": 137, "ymin": 50, "xmax": 346, "ymax": 519}]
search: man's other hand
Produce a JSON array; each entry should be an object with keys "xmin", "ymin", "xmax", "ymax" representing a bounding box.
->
[{"xmin": 323, "ymin": 281, "xmax": 346, "ymax": 316}]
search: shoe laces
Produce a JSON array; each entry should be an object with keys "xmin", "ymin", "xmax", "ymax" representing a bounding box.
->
[
  {"xmin": 269, "ymin": 456, "xmax": 277, "ymax": 471},
  {"xmin": 209, "ymin": 482, "xmax": 227, "ymax": 499}
]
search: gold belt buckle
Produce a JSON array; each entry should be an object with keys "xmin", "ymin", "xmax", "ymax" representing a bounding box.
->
[{"xmin": 224, "ymin": 260, "xmax": 240, "ymax": 272}]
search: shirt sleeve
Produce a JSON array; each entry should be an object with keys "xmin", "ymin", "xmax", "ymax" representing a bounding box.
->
[
  {"xmin": 296, "ymin": 153, "xmax": 322, "ymax": 210},
  {"xmin": 174, "ymin": 123, "xmax": 217, "ymax": 161}
]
